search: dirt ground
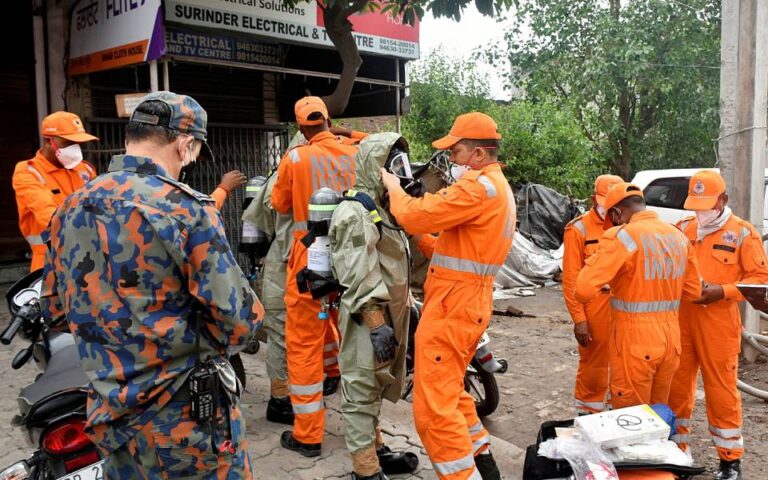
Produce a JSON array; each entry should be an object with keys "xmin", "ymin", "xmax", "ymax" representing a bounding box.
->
[{"xmin": 485, "ymin": 285, "xmax": 768, "ymax": 478}]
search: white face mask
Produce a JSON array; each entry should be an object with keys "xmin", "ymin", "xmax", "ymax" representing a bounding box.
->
[
  {"xmin": 55, "ymin": 143, "xmax": 83, "ymax": 169},
  {"xmin": 695, "ymin": 209, "xmax": 720, "ymax": 227},
  {"xmin": 450, "ymin": 163, "xmax": 470, "ymax": 182},
  {"xmin": 595, "ymin": 204, "xmax": 607, "ymax": 220}
]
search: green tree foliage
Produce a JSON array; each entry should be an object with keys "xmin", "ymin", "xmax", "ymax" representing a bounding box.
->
[
  {"xmin": 498, "ymin": 0, "xmax": 721, "ymax": 178},
  {"xmin": 489, "ymin": 100, "xmax": 601, "ymax": 197},
  {"xmin": 402, "ymin": 51, "xmax": 495, "ymax": 161},
  {"xmin": 403, "ymin": 51, "xmax": 600, "ymax": 197},
  {"xmin": 279, "ymin": 0, "xmax": 515, "ymax": 116}
]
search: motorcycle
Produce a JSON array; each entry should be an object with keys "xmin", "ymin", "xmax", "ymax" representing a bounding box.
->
[
  {"xmin": 402, "ymin": 302, "xmax": 507, "ymax": 417},
  {"xmin": 0, "ymin": 270, "xmax": 104, "ymax": 480}
]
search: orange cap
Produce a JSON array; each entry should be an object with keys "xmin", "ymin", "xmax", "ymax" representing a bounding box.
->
[
  {"xmin": 603, "ymin": 182, "xmax": 644, "ymax": 229},
  {"xmin": 432, "ymin": 112, "xmax": 502, "ymax": 150},
  {"xmin": 41, "ymin": 111, "xmax": 98, "ymax": 143},
  {"xmin": 294, "ymin": 96, "xmax": 329, "ymax": 126},
  {"xmin": 683, "ymin": 170, "xmax": 726, "ymax": 211},
  {"xmin": 593, "ymin": 174, "xmax": 624, "ymax": 206}
]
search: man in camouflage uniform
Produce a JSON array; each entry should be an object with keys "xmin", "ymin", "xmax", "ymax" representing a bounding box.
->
[{"xmin": 41, "ymin": 91, "xmax": 263, "ymax": 479}]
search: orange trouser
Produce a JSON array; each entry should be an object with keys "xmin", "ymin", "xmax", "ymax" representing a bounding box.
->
[
  {"xmin": 610, "ymin": 314, "xmax": 680, "ymax": 409},
  {"xmin": 668, "ymin": 303, "xmax": 743, "ymax": 461},
  {"xmin": 413, "ymin": 275, "xmax": 491, "ymax": 480},
  {"xmin": 285, "ymin": 239, "xmax": 340, "ymax": 444},
  {"xmin": 575, "ymin": 293, "xmax": 611, "ymax": 414},
  {"xmin": 30, "ymin": 244, "xmax": 47, "ymax": 271}
]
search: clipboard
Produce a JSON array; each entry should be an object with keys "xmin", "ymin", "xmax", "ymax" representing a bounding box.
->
[{"xmin": 736, "ymin": 284, "xmax": 768, "ymax": 313}]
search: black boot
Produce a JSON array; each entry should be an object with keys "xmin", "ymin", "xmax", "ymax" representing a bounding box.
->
[
  {"xmin": 475, "ymin": 452, "xmax": 501, "ymax": 480},
  {"xmin": 715, "ymin": 459, "xmax": 742, "ymax": 480},
  {"xmin": 280, "ymin": 431, "xmax": 321, "ymax": 457},
  {"xmin": 323, "ymin": 375, "xmax": 340, "ymax": 396},
  {"xmin": 351, "ymin": 471, "xmax": 389, "ymax": 480},
  {"xmin": 266, "ymin": 396, "xmax": 294, "ymax": 425},
  {"xmin": 376, "ymin": 446, "xmax": 419, "ymax": 475}
]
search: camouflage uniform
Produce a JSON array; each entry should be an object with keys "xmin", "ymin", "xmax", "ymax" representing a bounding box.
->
[{"xmin": 41, "ymin": 153, "xmax": 263, "ymax": 479}]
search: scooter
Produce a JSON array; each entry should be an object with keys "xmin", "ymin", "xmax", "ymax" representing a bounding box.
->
[
  {"xmin": 0, "ymin": 270, "xmax": 104, "ymax": 480},
  {"xmin": 402, "ymin": 302, "xmax": 508, "ymax": 417}
]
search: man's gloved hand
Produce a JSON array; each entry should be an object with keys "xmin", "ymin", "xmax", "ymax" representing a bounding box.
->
[
  {"xmin": 362, "ymin": 308, "xmax": 397, "ymax": 363},
  {"xmin": 370, "ymin": 324, "xmax": 397, "ymax": 363}
]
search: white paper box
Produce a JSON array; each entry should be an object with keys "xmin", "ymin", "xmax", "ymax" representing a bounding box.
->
[{"xmin": 574, "ymin": 405, "xmax": 671, "ymax": 449}]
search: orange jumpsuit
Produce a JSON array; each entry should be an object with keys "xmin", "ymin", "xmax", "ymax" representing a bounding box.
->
[
  {"xmin": 575, "ymin": 211, "xmax": 701, "ymax": 409},
  {"xmin": 562, "ymin": 209, "xmax": 612, "ymax": 414},
  {"xmin": 12, "ymin": 151, "xmax": 96, "ymax": 271},
  {"xmin": 271, "ymin": 130, "xmax": 358, "ymax": 444},
  {"xmin": 667, "ymin": 215, "xmax": 768, "ymax": 461},
  {"xmin": 389, "ymin": 164, "xmax": 516, "ymax": 480}
]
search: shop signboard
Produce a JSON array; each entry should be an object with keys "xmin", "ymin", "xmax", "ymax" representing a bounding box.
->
[
  {"xmin": 165, "ymin": 0, "xmax": 419, "ymax": 60},
  {"xmin": 69, "ymin": 0, "xmax": 165, "ymax": 75}
]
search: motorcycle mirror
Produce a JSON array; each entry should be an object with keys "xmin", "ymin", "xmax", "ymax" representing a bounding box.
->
[{"xmin": 12, "ymin": 345, "xmax": 33, "ymax": 370}]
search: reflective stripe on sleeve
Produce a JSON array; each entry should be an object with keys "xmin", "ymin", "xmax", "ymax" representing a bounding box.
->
[
  {"xmin": 27, "ymin": 165, "xmax": 46, "ymax": 185},
  {"xmin": 617, "ymin": 229, "xmax": 638, "ymax": 252},
  {"xmin": 477, "ymin": 175, "xmax": 497, "ymax": 198}
]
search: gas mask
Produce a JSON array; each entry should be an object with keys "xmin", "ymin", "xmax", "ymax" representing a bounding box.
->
[
  {"xmin": 385, "ymin": 148, "xmax": 424, "ymax": 198},
  {"xmin": 450, "ymin": 163, "xmax": 471, "ymax": 182},
  {"xmin": 695, "ymin": 209, "xmax": 720, "ymax": 227},
  {"xmin": 51, "ymin": 140, "xmax": 83, "ymax": 170}
]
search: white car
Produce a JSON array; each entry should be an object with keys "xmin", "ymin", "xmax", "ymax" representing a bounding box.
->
[{"xmin": 630, "ymin": 168, "xmax": 768, "ymax": 231}]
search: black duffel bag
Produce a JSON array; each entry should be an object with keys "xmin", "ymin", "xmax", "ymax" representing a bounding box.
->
[{"xmin": 522, "ymin": 419, "xmax": 706, "ymax": 480}]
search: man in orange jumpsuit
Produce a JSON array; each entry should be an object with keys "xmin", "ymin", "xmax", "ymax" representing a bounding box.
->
[
  {"xmin": 271, "ymin": 97, "xmax": 359, "ymax": 456},
  {"xmin": 575, "ymin": 183, "xmax": 700, "ymax": 409},
  {"xmin": 667, "ymin": 171, "xmax": 768, "ymax": 480},
  {"xmin": 563, "ymin": 174, "xmax": 622, "ymax": 414},
  {"xmin": 13, "ymin": 111, "xmax": 98, "ymax": 271},
  {"xmin": 381, "ymin": 112, "xmax": 515, "ymax": 480}
]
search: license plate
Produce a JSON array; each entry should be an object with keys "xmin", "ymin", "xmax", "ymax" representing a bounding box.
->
[{"xmin": 56, "ymin": 460, "xmax": 105, "ymax": 480}]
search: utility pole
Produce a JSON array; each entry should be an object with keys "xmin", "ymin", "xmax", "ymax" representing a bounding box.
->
[{"xmin": 718, "ymin": 0, "xmax": 768, "ymax": 362}]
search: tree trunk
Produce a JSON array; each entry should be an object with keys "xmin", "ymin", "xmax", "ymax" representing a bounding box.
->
[
  {"xmin": 321, "ymin": 3, "xmax": 364, "ymax": 117},
  {"xmin": 615, "ymin": 89, "xmax": 633, "ymax": 179}
]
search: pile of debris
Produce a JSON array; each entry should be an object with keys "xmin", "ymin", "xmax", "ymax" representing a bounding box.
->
[{"xmin": 495, "ymin": 184, "xmax": 583, "ymax": 291}]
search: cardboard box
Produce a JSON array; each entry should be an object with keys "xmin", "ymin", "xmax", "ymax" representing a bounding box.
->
[{"xmin": 574, "ymin": 404, "xmax": 671, "ymax": 448}]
